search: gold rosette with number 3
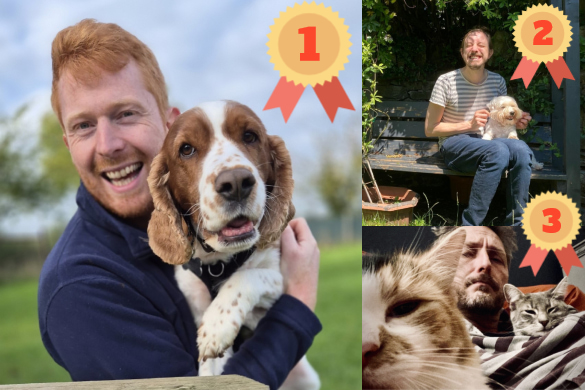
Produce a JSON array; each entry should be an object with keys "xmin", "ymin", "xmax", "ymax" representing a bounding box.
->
[
  {"xmin": 511, "ymin": 3, "xmax": 574, "ymax": 88},
  {"xmin": 264, "ymin": 2, "xmax": 354, "ymax": 122},
  {"xmin": 520, "ymin": 192, "xmax": 583, "ymax": 276}
]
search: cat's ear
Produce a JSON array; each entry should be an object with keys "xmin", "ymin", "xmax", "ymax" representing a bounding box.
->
[
  {"xmin": 503, "ymin": 284, "xmax": 524, "ymax": 304},
  {"xmin": 551, "ymin": 276, "xmax": 569, "ymax": 301},
  {"xmin": 426, "ymin": 229, "xmax": 467, "ymax": 290}
]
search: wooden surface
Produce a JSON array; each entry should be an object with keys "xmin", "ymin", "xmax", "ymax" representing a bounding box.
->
[
  {"xmin": 372, "ymin": 139, "xmax": 554, "ymax": 165},
  {"xmin": 370, "ymin": 99, "xmax": 571, "ymax": 183},
  {"xmin": 0, "ymin": 376, "xmax": 267, "ymax": 390},
  {"xmin": 372, "ymin": 119, "xmax": 552, "ymax": 143},
  {"xmin": 368, "ymin": 153, "xmax": 567, "ymax": 181},
  {"xmin": 558, "ymin": 0, "xmax": 581, "ymax": 209}
]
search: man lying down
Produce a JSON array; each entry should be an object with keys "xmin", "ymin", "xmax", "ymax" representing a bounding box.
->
[
  {"xmin": 362, "ymin": 227, "xmax": 585, "ymax": 390},
  {"xmin": 435, "ymin": 227, "xmax": 585, "ymax": 389}
]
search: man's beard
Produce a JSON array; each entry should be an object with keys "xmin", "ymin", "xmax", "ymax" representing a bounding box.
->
[
  {"xmin": 466, "ymin": 61, "xmax": 483, "ymax": 71},
  {"xmin": 456, "ymin": 274, "xmax": 505, "ymax": 316},
  {"xmin": 81, "ymin": 149, "xmax": 154, "ymax": 220}
]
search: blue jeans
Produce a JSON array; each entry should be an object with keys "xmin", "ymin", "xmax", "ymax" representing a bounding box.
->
[{"xmin": 441, "ymin": 134, "xmax": 533, "ymax": 226}]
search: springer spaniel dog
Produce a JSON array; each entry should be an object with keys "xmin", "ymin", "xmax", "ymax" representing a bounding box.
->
[{"xmin": 147, "ymin": 101, "xmax": 319, "ymax": 389}]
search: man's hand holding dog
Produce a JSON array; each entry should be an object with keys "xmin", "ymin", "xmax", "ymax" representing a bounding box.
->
[
  {"xmin": 280, "ymin": 218, "xmax": 320, "ymax": 312},
  {"xmin": 469, "ymin": 109, "xmax": 489, "ymax": 131},
  {"xmin": 516, "ymin": 112, "xmax": 532, "ymax": 130}
]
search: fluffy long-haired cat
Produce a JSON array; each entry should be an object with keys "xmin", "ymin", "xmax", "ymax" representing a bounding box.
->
[
  {"xmin": 504, "ymin": 276, "xmax": 578, "ymax": 337},
  {"xmin": 362, "ymin": 230, "xmax": 490, "ymax": 390}
]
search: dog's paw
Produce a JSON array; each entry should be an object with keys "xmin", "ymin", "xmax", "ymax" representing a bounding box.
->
[
  {"xmin": 508, "ymin": 134, "xmax": 519, "ymax": 140},
  {"xmin": 482, "ymin": 134, "xmax": 493, "ymax": 140},
  {"xmin": 197, "ymin": 303, "xmax": 243, "ymax": 362},
  {"xmin": 198, "ymin": 351, "xmax": 232, "ymax": 376}
]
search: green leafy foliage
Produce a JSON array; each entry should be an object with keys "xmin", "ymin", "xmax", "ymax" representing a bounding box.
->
[
  {"xmin": 362, "ymin": 0, "xmax": 395, "ymax": 159},
  {"xmin": 38, "ymin": 112, "xmax": 79, "ymax": 196},
  {"xmin": 0, "ymin": 108, "xmax": 78, "ymax": 219}
]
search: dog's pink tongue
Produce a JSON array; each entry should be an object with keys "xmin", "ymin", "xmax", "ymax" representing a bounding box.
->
[{"xmin": 221, "ymin": 220, "xmax": 254, "ymax": 237}]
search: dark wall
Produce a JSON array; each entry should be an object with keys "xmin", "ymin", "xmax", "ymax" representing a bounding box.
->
[{"xmin": 362, "ymin": 227, "xmax": 566, "ymax": 287}]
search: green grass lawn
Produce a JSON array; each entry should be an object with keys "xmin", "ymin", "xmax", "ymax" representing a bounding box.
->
[
  {"xmin": 0, "ymin": 242, "xmax": 361, "ymax": 388},
  {"xmin": 0, "ymin": 280, "xmax": 70, "ymax": 384},
  {"xmin": 308, "ymin": 242, "xmax": 361, "ymax": 390}
]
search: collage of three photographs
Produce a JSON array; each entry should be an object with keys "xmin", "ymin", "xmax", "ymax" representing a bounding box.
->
[{"xmin": 0, "ymin": 0, "xmax": 584, "ymax": 389}]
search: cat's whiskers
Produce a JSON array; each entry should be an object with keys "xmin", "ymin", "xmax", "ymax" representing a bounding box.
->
[
  {"xmin": 408, "ymin": 368, "xmax": 466, "ymax": 387},
  {"xmin": 418, "ymin": 361, "xmax": 513, "ymax": 390}
]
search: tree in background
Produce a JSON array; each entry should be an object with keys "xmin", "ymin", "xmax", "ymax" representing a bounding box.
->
[
  {"xmin": 0, "ymin": 107, "xmax": 78, "ymax": 218},
  {"xmin": 312, "ymin": 125, "xmax": 361, "ymax": 217},
  {"xmin": 38, "ymin": 112, "xmax": 79, "ymax": 196}
]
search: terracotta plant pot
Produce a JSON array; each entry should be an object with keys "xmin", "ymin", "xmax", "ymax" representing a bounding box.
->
[{"xmin": 362, "ymin": 186, "xmax": 420, "ymax": 225}]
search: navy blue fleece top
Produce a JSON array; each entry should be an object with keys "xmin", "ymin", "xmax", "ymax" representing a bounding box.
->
[{"xmin": 38, "ymin": 184, "xmax": 321, "ymax": 388}]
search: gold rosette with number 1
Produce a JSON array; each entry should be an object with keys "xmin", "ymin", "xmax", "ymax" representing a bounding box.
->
[{"xmin": 264, "ymin": 2, "xmax": 354, "ymax": 122}]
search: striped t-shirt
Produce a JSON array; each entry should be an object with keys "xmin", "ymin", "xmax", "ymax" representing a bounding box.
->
[{"xmin": 429, "ymin": 69, "xmax": 507, "ymax": 147}]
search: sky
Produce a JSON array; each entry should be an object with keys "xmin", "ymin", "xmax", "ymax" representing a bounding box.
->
[{"xmin": 0, "ymin": 0, "xmax": 361, "ymax": 235}]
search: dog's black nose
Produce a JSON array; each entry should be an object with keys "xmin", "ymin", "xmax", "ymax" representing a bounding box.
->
[{"xmin": 215, "ymin": 168, "xmax": 256, "ymax": 201}]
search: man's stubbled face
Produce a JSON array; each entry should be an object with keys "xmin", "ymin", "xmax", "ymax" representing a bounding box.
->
[{"xmin": 453, "ymin": 227, "xmax": 509, "ymax": 315}]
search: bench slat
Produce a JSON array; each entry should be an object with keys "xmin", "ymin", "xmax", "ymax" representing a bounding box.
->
[
  {"xmin": 372, "ymin": 119, "xmax": 552, "ymax": 143},
  {"xmin": 376, "ymin": 101, "xmax": 428, "ymax": 118},
  {"xmin": 367, "ymin": 154, "xmax": 566, "ymax": 180},
  {"xmin": 375, "ymin": 101, "xmax": 551, "ymax": 123},
  {"xmin": 372, "ymin": 139, "xmax": 552, "ymax": 164}
]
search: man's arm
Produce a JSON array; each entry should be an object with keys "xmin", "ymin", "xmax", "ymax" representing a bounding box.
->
[
  {"xmin": 279, "ymin": 218, "xmax": 319, "ymax": 311},
  {"xmin": 425, "ymin": 102, "xmax": 489, "ymax": 138},
  {"xmin": 44, "ymin": 276, "xmax": 321, "ymax": 389},
  {"xmin": 42, "ymin": 220, "xmax": 321, "ymax": 388}
]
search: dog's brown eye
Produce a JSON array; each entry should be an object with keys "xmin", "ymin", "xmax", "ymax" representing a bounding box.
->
[
  {"xmin": 243, "ymin": 131, "xmax": 258, "ymax": 144},
  {"xmin": 180, "ymin": 143, "xmax": 195, "ymax": 157}
]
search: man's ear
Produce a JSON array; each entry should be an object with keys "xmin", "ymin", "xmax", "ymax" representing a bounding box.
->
[
  {"xmin": 487, "ymin": 48, "xmax": 494, "ymax": 61},
  {"xmin": 62, "ymin": 133, "xmax": 70, "ymax": 150},
  {"xmin": 166, "ymin": 107, "xmax": 180, "ymax": 132}
]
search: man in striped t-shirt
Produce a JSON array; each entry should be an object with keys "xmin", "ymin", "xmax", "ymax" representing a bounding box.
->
[{"xmin": 425, "ymin": 27, "xmax": 533, "ymax": 226}]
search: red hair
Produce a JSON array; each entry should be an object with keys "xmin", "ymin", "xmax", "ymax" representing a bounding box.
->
[{"xmin": 51, "ymin": 19, "xmax": 168, "ymax": 126}]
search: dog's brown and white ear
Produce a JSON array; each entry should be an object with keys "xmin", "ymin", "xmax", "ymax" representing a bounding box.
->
[
  {"xmin": 147, "ymin": 153, "xmax": 193, "ymax": 265},
  {"xmin": 257, "ymin": 135, "xmax": 295, "ymax": 248}
]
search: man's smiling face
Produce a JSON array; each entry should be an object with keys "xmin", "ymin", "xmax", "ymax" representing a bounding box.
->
[
  {"xmin": 58, "ymin": 60, "xmax": 169, "ymax": 220},
  {"xmin": 460, "ymin": 31, "xmax": 493, "ymax": 71}
]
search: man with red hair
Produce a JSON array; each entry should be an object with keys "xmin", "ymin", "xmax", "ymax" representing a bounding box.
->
[{"xmin": 38, "ymin": 19, "xmax": 321, "ymax": 389}]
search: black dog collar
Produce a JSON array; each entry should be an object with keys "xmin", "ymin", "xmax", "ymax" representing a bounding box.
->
[{"xmin": 182, "ymin": 246, "xmax": 256, "ymax": 299}]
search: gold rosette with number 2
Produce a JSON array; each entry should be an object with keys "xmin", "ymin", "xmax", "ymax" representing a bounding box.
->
[{"xmin": 511, "ymin": 3, "xmax": 574, "ymax": 88}]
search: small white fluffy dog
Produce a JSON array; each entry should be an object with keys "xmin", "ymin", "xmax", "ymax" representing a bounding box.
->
[{"xmin": 480, "ymin": 96, "xmax": 543, "ymax": 170}]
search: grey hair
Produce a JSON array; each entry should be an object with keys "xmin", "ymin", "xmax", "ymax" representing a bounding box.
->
[{"xmin": 431, "ymin": 227, "xmax": 517, "ymax": 269}]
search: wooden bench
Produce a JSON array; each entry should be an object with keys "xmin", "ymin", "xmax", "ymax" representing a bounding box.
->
[
  {"xmin": 0, "ymin": 375, "xmax": 267, "ymax": 389},
  {"xmin": 366, "ymin": 0, "xmax": 580, "ymax": 209},
  {"xmin": 367, "ymin": 97, "xmax": 579, "ymax": 207}
]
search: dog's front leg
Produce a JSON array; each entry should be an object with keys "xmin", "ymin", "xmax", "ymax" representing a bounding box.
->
[
  {"xmin": 197, "ymin": 268, "xmax": 283, "ymax": 362},
  {"xmin": 507, "ymin": 130, "xmax": 519, "ymax": 140}
]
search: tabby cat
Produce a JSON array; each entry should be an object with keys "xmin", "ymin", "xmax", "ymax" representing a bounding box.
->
[
  {"xmin": 362, "ymin": 230, "xmax": 490, "ymax": 390},
  {"xmin": 504, "ymin": 277, "xmax": 578, "ymax": 337}
]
